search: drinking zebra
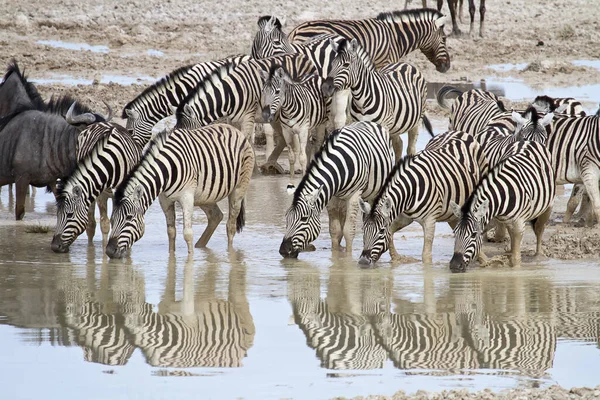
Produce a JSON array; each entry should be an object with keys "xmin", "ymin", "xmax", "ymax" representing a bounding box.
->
[
  {"xmin": 279, "ymin": 121, "xmax": 395, "ymax": 258},
  {"xmin": 321, "ymin": 38, "xmax": 429, "ymax": 158},
  {"xmin": 450, "ymin": 139, "xmax": 556, "ymax": 272},
  {"xmin": 259, "ymin": 66, "xmax": 330, "ymax": 178},
  {"xmin": 287, "ymin": 8, "xmax": 451, "ymax": 73},
  {"xmin": 105, "ymin": 124, "xmax": 254, "ymax": 259},
  {"xmin": 52, "ymin": 122, "xmax": 142, "ymax": 253},
  {"xmin": 359, "ymin": 130, "xmax": 482, "ymax": 266},
  {"xmin": 122, "ymin": 54, "xmax": 250, "ymax": 145}
]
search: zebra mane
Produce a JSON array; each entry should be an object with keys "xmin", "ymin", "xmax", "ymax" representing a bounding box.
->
[
  {"xmin": 257, "ymin": 15, "xmax": 282, "ymax": 29},
  {"xmin": 292, "ymin": 127, "xmax": 345, "ymax": 206},
  {"xmin": 2, "ymin": 59, "xmax": 46, "ymax": 110},
  {"xmin": 175, "ymin": 62, "xmax": 239, "ymax": 124},
  {"xmin": 370, "ymin": 155, "xmax": 416, "ymax": 215},
  {"xmin": 336, "ymin": 38, "xmax": 376, "ymax": 70},
  {"xmin": 376, "ymin": 8, "xmax": 444, "ymax": 23},
  {"xmin": 121, "ymin": 63, "xmax": 196, "ymax": 118},
  {"xmin": 460, "ymin": 158, "xmax": 511, "ymax": 220},
  {"xmin": 520, "ymin": 105, "xmax": 541, "ymax": 125},
  {"xmin": 114, "ymin": 128, "xmax": 172, "ymax": 205},
  {"xmin": 56, "ymin": 124, "xmax": 117, "ymax": 203}
]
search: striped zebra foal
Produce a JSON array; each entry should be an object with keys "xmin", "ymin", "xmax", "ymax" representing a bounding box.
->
[
  {"xmin": 321, "ymin": 38, "xmax": 429, "ymax": 159},
  {"xmin": 106, "ymin": 124, "xmax": 254, "ymax": 259},
  {"xmin": 52, "ymin": 122, "xmax": 142, "ymax": 253},
  {"xmin": 121, "ymin": 55, "xmax": 250, "ymax": 146},
  {"xmin": 359, "ymin": 130, "xmax": 482, "ymax": 266},
  {"xmin": 280, "ymin": 121, "xmax": 395, "ymax": 258},
  {"xmin": 288, "ymin": 8, "xmax": 451, "ymax": 73},
  {"xmin": 450, "ymin": 140, "xmax": 556, "ymax": 272},
  {"xmin": 259, "ymin": 66, "xmax": 330, "ymax": 179}
]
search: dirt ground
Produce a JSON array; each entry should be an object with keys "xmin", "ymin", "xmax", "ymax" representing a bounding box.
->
[{"xmin": 1, "ymin": 1, "xmax": 599, "ymax": 397}]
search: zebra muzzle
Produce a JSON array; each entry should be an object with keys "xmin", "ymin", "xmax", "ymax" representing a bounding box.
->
[
  {"xmin": 449, "ymin": 252, "xmax": 468, "ymax": 273},
  {"xmin": 261, "ymin": 107, "xmax": 274, "ymax": 123},
  {"xmin": 279, "ymin": 238, "xmax": 299, "ymax": 258},
  {"xmin": 51, "ymin": 234, "xmax": 70, "ymax": 253},
  {"xmin": 321, "ymin": 78, "xmax": 336, "ymax": 98},
  {"xmin": 106, "ymin": 238, "xmax": 126, "ymax": 259}
]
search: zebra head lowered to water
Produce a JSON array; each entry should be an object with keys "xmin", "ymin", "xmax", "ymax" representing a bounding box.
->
[
  {"xmin": 279, "ymin": 121, "xmax": 395, "ymax": 258},
  {"xmin": 106, "ymin": 124, "xmax": 255, "ymax": 259}
]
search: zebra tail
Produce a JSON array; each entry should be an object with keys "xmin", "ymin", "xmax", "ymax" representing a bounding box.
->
[
  {"xmin": 236, "ymin": 198, "xmax": 245, "ymax": 233},
  {"xmin": 436, "ymin": 85, "xmax": 463, "ymax": 110},
  {"xmin": 422, "ymin": 114, "xmax": 434, "ymax": 137}
]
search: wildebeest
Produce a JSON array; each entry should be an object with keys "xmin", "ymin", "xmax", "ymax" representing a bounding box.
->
[
  {"xmin": 0, "ymin": 97, "xmax": 109, "ymax": 220},
  {"xmin": 0, "ymin": 60, "xmax": 46, "ymax": 116}
]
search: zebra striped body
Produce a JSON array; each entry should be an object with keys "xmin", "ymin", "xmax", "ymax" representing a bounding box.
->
[
  {"xmin": 322, "ymin": 38, "xmax": 428, "ymax": 158},
  {"xmin": 106, "ymin": 124, "xmax": 254, "ymax": 258},
  {"xmin": 359, "ymin": 131, "xmax": 481, "ymax": 265},
  {"xmin": 122, "ymin": 54, "xmax": 250, "ymax": 146},
  {"xmin": 288, "ymin": 8, "xmax": 451, "ymax": 72},
  {"xmin": 174, "ymin": 53, "xmax": 314, "ymax": 146},
  {"xmin": 52, "ymin": 122, "xmax": 142, "ymax": 252},
  {"xmin": 450, "ymin": 140, "xmax": 556, "ymax": 271},
  {"xmin": 531, "ymin": 95, "xmax": 586, "ymax": 117},
  {"xmin": 436, "ymin": 86, "xmax": 506, "ymax": 134},
  {"xmin": 280, "ymin": 121, "xmax": 395, "ymax": 258},
  {"xmin": 260, "ymin": 67, "xmax": 330, "ymax": 178}
]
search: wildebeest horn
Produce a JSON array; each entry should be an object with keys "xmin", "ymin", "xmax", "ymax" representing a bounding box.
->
[
  {"xmin": 101, "ymin": 101, "xmax": 114, "ymax": 122},
  {"xmin": 66, "ymin": 101, "xmax": 97, "ymax": 125}
]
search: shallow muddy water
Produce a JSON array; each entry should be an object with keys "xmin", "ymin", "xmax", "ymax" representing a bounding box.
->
[{"xmin": 1, "ymin": 132, "xmax": 599, "ymax": 399}]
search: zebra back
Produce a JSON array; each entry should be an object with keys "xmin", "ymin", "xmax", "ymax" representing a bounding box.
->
[
  {"xmin": 288, "ymin": 8, "xmax": 450, "ymax": 72},
  {"xmin": 437, "ymin": 87, "xmax": 506, "ymax": 134},
  {"xmin": 531, "ymin": 95, "xmax": 586, "ymax": 117},
  {"xmin": 122, "ymin": 54, "xmax": 251, "ymax": 145}
]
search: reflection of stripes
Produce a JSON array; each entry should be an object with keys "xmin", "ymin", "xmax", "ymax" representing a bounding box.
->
[{"xmin": 124, "ymin": 301, "xmax": 254, "ymax": 368}]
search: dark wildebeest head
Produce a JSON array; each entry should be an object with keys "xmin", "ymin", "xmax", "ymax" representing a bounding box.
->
[{"xmin": 0, "ymin": 60, "xmax": 45, "ymax": 116}]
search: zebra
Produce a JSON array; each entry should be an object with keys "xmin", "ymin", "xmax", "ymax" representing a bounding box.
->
[
  {"xmin": 436, "ymin": 86, "xmax": 507, "ymax": 134},
  {"xmin": 450, "ymin": 139, "xmax": 556, "ymax": 272},
  {"xmin": 259, "ymin": 66, "xmax": 330, "ymax": 179},
  {"xmin": 280, "ymin": 121, "xmax": 395, "ymax": 258},
  {"xmin": 121, "ymin": 54, "xmax": 251, "ymax": 146},
  {"xmin": 322, "ymin": 38, "xmax": 429, "ymax": 159},
  {"xmin": 51, "ymin": 122, "xmax": 142, "ymax": 253},
  {"xmin": 531, "ymin": 95, "xmax": 586, "ymax": 117},
  {"xmin": 288, "ymin": 8, "xmax": 451, "ymax": 73},
  {"xmin": 359, "ymin": 130, "xmax": 482, "ymax": 266},
  {"xmin": 105, "ymin": 124, "xmax": 254, "ymax": 259}
]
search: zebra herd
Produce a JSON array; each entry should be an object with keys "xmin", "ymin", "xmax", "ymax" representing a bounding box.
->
[{"xmin": 1, "ymin": 7, "xmax": 599, "ymax": 272}]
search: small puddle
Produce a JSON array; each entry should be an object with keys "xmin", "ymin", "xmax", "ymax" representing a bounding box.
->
[
  {"xmin": 31, "ymin": 74, "xmax": 158, "ymax": 86},
  {"xmin": 487, "ymin": 59, "xmax": 600, "ymax": 73},
  {"xmin": 147, "ymin": 49, "xmax": 164, "ymax": 57},
  {"xmin": 36, "ymin": 40, "xmax": 109, "ymax": 53}
]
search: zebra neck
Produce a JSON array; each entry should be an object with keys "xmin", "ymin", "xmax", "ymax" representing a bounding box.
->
[
  {"xmin": 393, "ymin": 20, "xmax": 431, "ymax": 57},
  {"xmin": 299, "ymin": 172, "xmax": 334, "ymax": 212},
  {"xmin": 129, "ymin": 166, "xmax": 168, "ymax": 213}
]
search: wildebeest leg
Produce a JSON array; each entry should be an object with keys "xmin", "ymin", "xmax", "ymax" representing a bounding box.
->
[
  {"xmin": 86, "ymin": 199, "xmax": 97, "ymax": 243},
  {"xmin": 97, "ymin": 191, "xmax": 110, "ymax": 243},
  {"xmin": 479, "ymin": 0, "xmax": 485, "ymax": 37},
  {"xmin": 468, "ymin": 0, "xmax": 476, "ymax": 37},
  {"xmin": 159, "ymin": 195, "xmax": 176, "ymax": 253},
  {"xmin": 196, "ymin": 204, "xmax": 223, "ymax": 249},
  {"xmin": 436, "ymin": 0, "xmax": 443, "ymax": 11},
  {"xmin": 449, "ymin": 0, "xmax": 461, "ymax": 36},
  {"xmin": 15, "ymin": 177, "xmax": 29, "ymax": 220},
  {"xmin": 533, "ymin": 206, "xmax": 552, "ymax": 257},
  {"xmin": 458, "ymin": 0, "xmax": 465, "ymax": 22}
]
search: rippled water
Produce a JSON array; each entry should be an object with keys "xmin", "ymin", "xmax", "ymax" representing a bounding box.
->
[{"xmin": 1, "ymin": 161, "xmax": 599, "ymax": 399}]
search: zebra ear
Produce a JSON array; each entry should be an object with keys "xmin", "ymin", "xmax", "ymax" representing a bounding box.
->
[
  {"xmin": 540, "ymin": 112, "xmax": 554, "ymax": 127},
  {"xmin": 286, "ymin": 184, "xmax": 296, "ymax": 195},
  {"xmin": 380, "ymin": 197, "xmax": 393, "ymax": 218},
  {"xmin": 359, "ymin": 199, "xmax": 371, "ymax": 215},
  {"xmin": 449, "ymin": 200, "xmax": 462, "ymax": 219},
  {"xmin": 274, "ymin": 67, "xmax": 285, "ymax": 79},
  {"xmin": 435, "ymin": 16, "xmax": 448, "ymax": 28},
  {"xmin": 554, "ymin": 103, "xmax": 568, "ymax": 114},
  {"xmin": 183, "ymin": 104, "xmax": 194, "ymax": 118},
  {"xmin": 133, "ymin": 185, "xmax": 144, "ymax": 202},
  {"xmin": 473, "ymin": 199, "xmax": 489, "ymax": 221},
  {"xmin": 125, "ymin": 108, "xmax": 140, "ymax": 120},
  {"xmin": 259, "ymin": 69, "xmax": 269, "ymax": 82},
  {"xmin": 329, "ymin": 38, "xmax": 339, "ymax": 53},
  {"xmin": 72, "ymin": 185, "xmax": 83, "ymax": 199},
  {"xmin": 169, "ymin": 105, "xmax": 178, "ymax": 116},
  {"xmin": 305, "ymin": 186, "xmax": 323, "ymax": 205},
  {"xmin": 264, "ymin": 16, "xmax": 276, "ymax": 33},
  {"xmin": 511, "ymin": 110, "xmax": 526, "ymax": 126},
  {"xmin": 349, "ymin": 38, "xmax": 360, "ymax": 53}
]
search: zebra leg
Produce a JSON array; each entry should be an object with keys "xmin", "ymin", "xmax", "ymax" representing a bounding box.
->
[
  {"xmin": 326, "ymin": 197, "xmax": 345, "ymax": 251},
  {"xmin": 332, "ymin": 90, "xmax": 351, "ymax": 130},
  {"xmin": 342, "ymin": 192, "xmax": 361, "ymax": 254},
  {"xmin": 458, "ymin": 0, "xmax": 465, "ymax": 23},
  {"xmin": 263, "ymin": 123, "xmax": 275, "ymax": 161},
  {"xmin": 407, "ymin": 124, "xmax": 420, "ymax": 156},
  {"xmin": 297, "ymin": 128, "xmax": 309, "ymax": 176},
  {"xmin": 581, "ymin": 166, "xmax": 600, "ymax": 226},
  {"xmin": 421, "ymin": 218, "xmax": 436, "ymax": 264},
  {"xmin": 97, "ymin": 191, "xmax": 111, "ymax": 243},
  {"xmin": 178, "ymin": 193, "xmax": 197, "ymax": 255},
  {"xmin": 196, "ymin": 203, "xmax": 223, "ymax": 249},
  {"xmin": 86, "ymin": 199, "xmax": 97, "ymax": 243},
  {"xmin": 468, "ymin": 0, "xmax": 476, "ymax": 37},
  {"xmin": 226, "ymin": 192, "xmax": 245, "ymax": 249},
  {"xmin": 282, "ymin": 128, "xmax": 296, "ymax": 179},
  {"xmin": 158, "ymin": 196, "xmax": 177, "ymax": 252},
  {"xmin": 506, "ymin": 220, "xmax": 525, "ymax": 268},
  {"xmin": 436, "ymin": 0, "xmax": 443, "ymax": 11},
  {"xmin": 577, "ymin": 192, "xmax": 594, "ymax": 226},
  {"xmin": 262, "ymin": 121, "xmax": 286, "ymax": 174},
  {"xmin": 391, "ymin": 135, "xmax": 404, "ymax": 162},
  {"xmin": 533, "ymin": 206, "xmax": 552, "ymax": 257},
  {"xmin": 388, "ymin": 215, "xmax": 413, "ymax": 261},
  {"xmin": 564, "ymin": 184, "xmax": 584, "ymax": 223},
  {"xmin": 479, "ymin": 0, "xmax": 486, "ymax": 37},
  {"xmin": 449, "ymin": 0, "xmax": 462, "ymax": 36}
]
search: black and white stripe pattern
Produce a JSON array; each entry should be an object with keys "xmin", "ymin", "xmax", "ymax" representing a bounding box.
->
[
  {"xmin": 259, "ymin": 66, "xmax": 330, "ymax": 178},
  {"xmin": 322, "ymin": 38, "xmax": 428, "ymax": 158},
  {"xmin": 106, "ymin": 124, "xmax": 255, "ymax": 258},
  {"xmin": 359, "ymin": 130, "xmax": 481, "ymax": 265},
  {"xmin": 52, "ymin": 122, "xmax": 142, "ymax": 252},
  {"xmin": 531, "ymin": 95, "xmax": 586, "ymax": 117},
  {"xmin": 122, "ymin": 54, "xmax": 250, "ymax": 146},
  {"xmin": 279, "ymin": 121, "xmax": 395, "ymax": 258},
  {"xmin": 450, "ymin": 140, "xmax": 556, "ymax": 272},
  {"xmin": 288, "ymin": 8, "xmax": 451, "ymax": 72}
]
